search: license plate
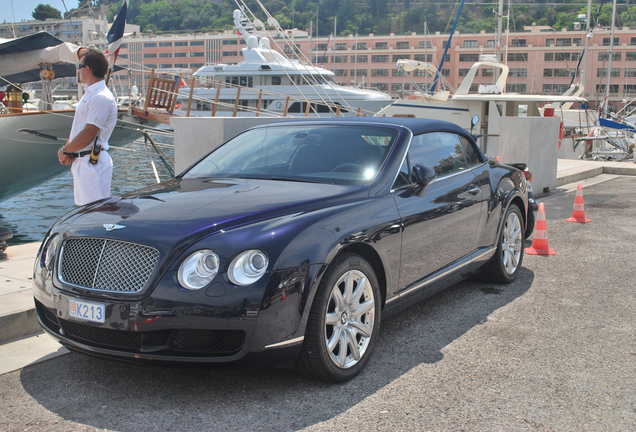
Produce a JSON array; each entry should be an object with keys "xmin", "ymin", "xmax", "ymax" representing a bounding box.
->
[{"xmin": 69, "ymin": 298, "xmax": 105, "ymax": 323}]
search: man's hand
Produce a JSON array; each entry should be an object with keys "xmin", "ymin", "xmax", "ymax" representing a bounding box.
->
[{"xmin": 58, "ymin": 147, "xmax": 74, "ymax": 165}]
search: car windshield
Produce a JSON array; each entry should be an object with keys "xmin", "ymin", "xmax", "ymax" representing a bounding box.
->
[{"xmin": 182, "ymin": 125, "xmax": 399, "ymax": 185}]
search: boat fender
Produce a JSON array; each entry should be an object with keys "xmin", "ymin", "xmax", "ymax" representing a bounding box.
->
[{"xmin": 558, "ymin": 121, "xmax": 563, "ymax": 149}]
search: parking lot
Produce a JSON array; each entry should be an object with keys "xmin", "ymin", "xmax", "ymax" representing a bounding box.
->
[{"xmin": 1, "ymin": 174, "xmax": 634, "ymax": 431}]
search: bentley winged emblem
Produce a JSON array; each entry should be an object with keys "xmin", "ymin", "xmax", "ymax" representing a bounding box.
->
[{"xmin": 104, "ymin": 223, "xmax": 126, "ymax": 231}]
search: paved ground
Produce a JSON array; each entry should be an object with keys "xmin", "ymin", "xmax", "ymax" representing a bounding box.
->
[{"xmin": 0, "ymin": 171, "xmax": 634, "ymax": 431}]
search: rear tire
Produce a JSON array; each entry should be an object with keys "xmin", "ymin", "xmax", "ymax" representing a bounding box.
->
[
  {"xmin": 294, "ymin": 253, "xmax": 381, "ymax": 382},
  {"xmin": 480, "ymin": 204, "xmax": 524, "ymax": 284}
]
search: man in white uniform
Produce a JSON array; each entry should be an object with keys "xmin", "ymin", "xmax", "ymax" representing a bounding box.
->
[{"xmin": 57, "ymin": 49, "xmax": 117, "ymax": 206}]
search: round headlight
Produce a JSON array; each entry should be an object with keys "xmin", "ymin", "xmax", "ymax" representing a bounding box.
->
[
  {"xmin": 228, "ymin": 250, "xmax": 269, "ymax": 286},
  {"xmin": 178, "ymin": 250, "xmax": 220, "ymax": 290}
]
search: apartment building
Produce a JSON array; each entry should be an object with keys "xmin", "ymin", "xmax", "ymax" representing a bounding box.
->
[{"xmin": 116, "ymin": 25, "xmax": 636, "ymax": 112}]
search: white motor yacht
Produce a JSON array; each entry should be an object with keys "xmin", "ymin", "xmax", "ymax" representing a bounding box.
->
[{"xmin": 177, "ymin": 9, "xmax": 392, "ymax": 117}]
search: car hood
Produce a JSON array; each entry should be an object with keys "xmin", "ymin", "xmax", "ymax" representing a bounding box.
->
[{"xmin": 59, "ymin": 178, "xmax": 368, "ymax": 239}]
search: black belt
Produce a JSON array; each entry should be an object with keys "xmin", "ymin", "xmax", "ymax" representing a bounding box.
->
[{"xmin": 65, "ymin": 150, "xmax": 92, "ymax": 157}]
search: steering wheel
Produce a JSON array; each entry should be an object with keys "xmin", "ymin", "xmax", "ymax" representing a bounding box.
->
[{"xmin": 333, "ymin": 163, "xmax": 363, "ymax": 173}]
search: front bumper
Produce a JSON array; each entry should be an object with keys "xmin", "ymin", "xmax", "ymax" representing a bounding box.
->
[{"xmin": 32, "ymin": 265, "xmax": 317, "ymax": 368}]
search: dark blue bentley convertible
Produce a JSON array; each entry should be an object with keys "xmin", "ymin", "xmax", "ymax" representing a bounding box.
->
[{"xmin": 33, "ymin": 117, "xmax": 529, "ymax": 382}]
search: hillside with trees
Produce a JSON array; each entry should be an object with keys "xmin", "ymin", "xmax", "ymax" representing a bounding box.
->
[{"xmin": 46, "ymin": 0, "xmax": 636, "ymax": 35}]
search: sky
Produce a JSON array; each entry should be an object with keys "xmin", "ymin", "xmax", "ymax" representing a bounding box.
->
[{"xmin": 2, "ymin": 1, "xmax": 73, "ymax": 24}]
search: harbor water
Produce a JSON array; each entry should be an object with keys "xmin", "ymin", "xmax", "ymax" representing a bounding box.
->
[{"xmin": 0, "ymin": 137, "xmax": 175, "ymax": 246}]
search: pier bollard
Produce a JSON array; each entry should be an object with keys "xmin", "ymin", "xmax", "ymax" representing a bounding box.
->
[{"xmin": 0, "ymin": 226, "xmax": 13, "ymax": 260}]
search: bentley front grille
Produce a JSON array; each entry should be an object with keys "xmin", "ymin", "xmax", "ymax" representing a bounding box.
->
[{"xmin": 59, "ymin": 238, "xmax": 159, "ymax": 293}]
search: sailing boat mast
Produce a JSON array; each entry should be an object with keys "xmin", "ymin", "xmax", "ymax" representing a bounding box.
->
[
  {"xmin": 604, "ymin": 0, "xmax": 618, "ymax": 115},
  {"xmin": 581, "ymin": 0, "xmax": 593, "ymax": 101}
]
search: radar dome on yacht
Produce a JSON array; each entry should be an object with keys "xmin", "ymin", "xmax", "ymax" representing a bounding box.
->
[
  {"xmin": 260, "ymin": 37, "xmax": 271, "ymax": 49},
  {"xmin": 247, "ymin": 36, "xmax": 258, "ymax": 49}
]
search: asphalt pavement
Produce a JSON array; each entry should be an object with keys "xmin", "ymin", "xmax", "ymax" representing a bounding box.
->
[{"xmin": 0, "ymin": 169, "xmax": 634, "ymax": 431}]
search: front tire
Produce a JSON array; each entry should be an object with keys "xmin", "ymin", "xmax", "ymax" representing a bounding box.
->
[
  {"xmin": 481, "ymin": 204, "xmax": 524, "ymax": 284},
  {"xmin": 295, "ymin": 253, "xmax": 381, "ymax": 382}
]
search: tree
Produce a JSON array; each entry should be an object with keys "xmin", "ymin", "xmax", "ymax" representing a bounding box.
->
[{"xmin": 32, "ymin": 4, "xmax": 63, "ymax": 20}]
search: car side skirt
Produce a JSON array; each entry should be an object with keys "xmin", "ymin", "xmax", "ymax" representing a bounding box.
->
[{"xmin": 383, "ymin": 247, "xmax": 495, "ymax": 317}]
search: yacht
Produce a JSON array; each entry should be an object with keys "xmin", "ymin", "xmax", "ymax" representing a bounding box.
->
[{"xmin": 176, "ymin": 9, "xmax": 393, "ymax": 117}]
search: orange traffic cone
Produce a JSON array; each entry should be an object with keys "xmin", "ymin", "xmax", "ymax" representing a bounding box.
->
[
  {"xmin": 565, "ymin": 183, "xmax": 591, "ymax": 223},
  {"xmin": 526, "ymin": 203, "xmax": 555, "ymax": 255}
]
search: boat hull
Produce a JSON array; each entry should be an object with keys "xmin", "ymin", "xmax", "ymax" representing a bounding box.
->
[{"xmin": 0, "ymin": 110, "xmax": 149, "ymax": 202}]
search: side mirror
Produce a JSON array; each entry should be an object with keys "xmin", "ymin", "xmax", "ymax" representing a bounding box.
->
[
  {"xmin": 412, "ymin": 164, "xmax": 437, "ymax": 197},
  {"xmin": 470, "ymin": 115, "xmax": 480, "ymax": 134}
]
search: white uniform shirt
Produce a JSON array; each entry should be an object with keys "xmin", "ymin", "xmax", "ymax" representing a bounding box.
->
[
  {"xmin": 69, "ymin": 80, "xmax": 118, "ymax": 206},
  {"xmin": 70, "ymin": 80, "xmax": 117, "ymax": 151}
]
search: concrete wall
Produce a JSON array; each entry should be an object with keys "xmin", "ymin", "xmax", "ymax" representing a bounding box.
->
[
  {"xmin": 498, "ymin": 117, "xmax": 561, "ymax": 195},
  {"xmin": 171, "ymin": 117, "xmax": 293, "ymax": 173}
]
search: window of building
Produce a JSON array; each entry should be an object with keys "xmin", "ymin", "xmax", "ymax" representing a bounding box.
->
[
  {"xmin": 598, "ymin": 52, "xmax": 622, "ymax": 61},
  {"xmin": 463, "ymin": 40, "xmax": 478, "ymax": 48},
  {"xmin": 374, "ymin": 42, "xmax": 388, "ymax": 50},
  {"xmin": 159, "ymin": 42, "xmax": 172, "ymax": 47},
  {"xmin": 631, "ymin": 37, "xmax": 636, "ymax": 46},
  {"xmin": 626, "ymin": 52, "xmax": 636, "ymax": 61},
  {"xmin": 393, "ymin": 69, "xmax": 403, "ymax": 76},
  {"xmin": 543, "ymin": 69, "xmax": 553, "ymax": 77},
  {"xmin": 352, "ymin": 69, "xmax": 368, "ymax": 76},
  {"xmin": 414, "ymin": 54, "xmax": 433, "ymax": 62},
  {"xmin": 509, "ymin": 68, "xmax": 527, "ymax": 77},
  {"xmin": 396, "ymin": 41, "xmax": 409, "ymax": 49},
  {"xmin": 144, "ymin": 42, "xmax": 157, "ymax": 48},
  {"xmin": 544, "ymin": 52, "xmax": 554, "ymax": 61},
  {"xmin": 335, "ymin": 43, "xmax": 347, "ymax": 50},
  {"xmin": 159, "ymin": 52, "xmax": 172, "ymax": 58},
  {"xmin": 506, "ymin": 83, "xmax": 527, "ymax": 92},
  {"xmin": 375, "ymin": 83, "xmax": 388, "ymax": 91},
  {"xmin": 355, "ymin": 42, "xmax": 367, "ymax": 50},
  {"xmin": 174, "ymin": 63, "xmax": 188, "ymax": 68},
  {"xmin": 441, "ymin": 68, "xmax": 450, "ymax": 77},
  {"xmin": 391, "ymin": 83, "xmax": 410, "ymax": 91},
  {"xmin": 392, "ymin": 54, "xmax": 410, "ymax": 62},
  {"xmin": 511, "ymin": 39, "xmax": 526, "ymax": 47},
  {"xmin": 190, "ymin": 41, "xmax": 204, "ymax": 46},
  {"xmin": 543, "ymin": 84, "xmax": 552, "ymax": 93},
  {"xmin": 160, "ymin": 64, "xmax": 172, "ymax": 69},
  {"xmin": 625, "ymin": 84, "xmax": 636, "ymax": 95},
  {"xmin": 372, "ymin": 55, "xmax": 389, "ymax": 63},
  {"xmin": 602, "ymin": 37, "xmax": 620, "ymax": 46},
  {"xmin": 626, "ymin": 68, "xmax": 636, "ymax": 78},
  {"xmin": 413, "ymin": 69, "xmax": 433, "ymax": 77},
  {"xmin": 221, "ymin": 51, "xmax": 236, "ymax": 57},
  {"xmin": 572, "ymin": 52, "xmax": 580, "ymax": 61},
  {"xmin": 315, "ymin": 56, "xmax": 328, "ymax": 63},
  {"xmin": 596, "ymin": 84, "xmax": 619, "ymax": 94},
  {"xmin": 333, "ymin": 69, "xmax": 347, "ymax": 77},
  {"xmin": 556, "ymin": 38, "xmax": 571, "ymax": 47},
  {"xmin": 315, "ymin": 43, "xmax": 328, "ymax": 50},
  {"xmin": 223, "ymin": 39, "xmax": 238, "ymax": 45},
  {"xmin": 482, "ymin": 68, "xmax": 494, "ymax": 77},
  {"xmin": 144, "ymin": 53, "xmax": 157, "ymax": 58},
  {"xmin": 175, "ymin": 41, "xmax": 188, "ymax": 47},
  {"xmin": 352, "ymin": 55, "xmax": 368, "ymax": 63},
  {"xmin": 118, "ymin": 54, "xmax": 128, "ymax": 59},
  {"xmin": 333, "ymin": 55, "xmax": 348, "ymax": 63},
  {"xmin": 573, "ymin": 38, "xmax": 582, "ymax": 46},
  {"xmin": 507, "ymin": 53, "xmax": 527, "ymax": 62},
  {"xmin": 418, "ymin": 41, "xmax": 433, "ymax": 49},
  {"xmin": 554, "ymin": 68, "xmax": 571, "ymax": 77},
  {"xmin": 555, "ymin": 52, "xmax": 571, "ymax": 61},
  {"xmin": 175, "ymin": 52, "xmax": 187, "ymax": 57},
  {"xmin": 459, "ymin": 53, "xmax": 479, "ymax": 62},
  {"xmin": 371, "ymin": 69, "xmax": 389, "ymax": 77},
  {"xmin": 459, "ymin": 68, "xmax": 471, "ymax": 77},
  {"xmin": 597, "ymin": 68, "xmax": 621, "ymax": 78},
  {"xmin": 546, "ymin": 38, "xmax": 554, "ymax": 46}
]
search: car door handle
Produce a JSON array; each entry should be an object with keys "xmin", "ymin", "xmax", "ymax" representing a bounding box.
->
[{"xmin": 468, "ymin": 185, "xmax": 480, "ymax": 195}]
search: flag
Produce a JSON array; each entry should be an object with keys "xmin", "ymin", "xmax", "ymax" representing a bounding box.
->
[
  {"xmin": 174, "ymin": 76, "xmax": 186, "ymax": 88},
  {"xmin": 104, "ymin": 0, "xmax": 128, "ymax": 68}
]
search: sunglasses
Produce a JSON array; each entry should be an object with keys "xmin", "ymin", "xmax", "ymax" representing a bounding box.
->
[{"xmin": 77, "ymin": 63, "xmax": 86, "ymax": 70}]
